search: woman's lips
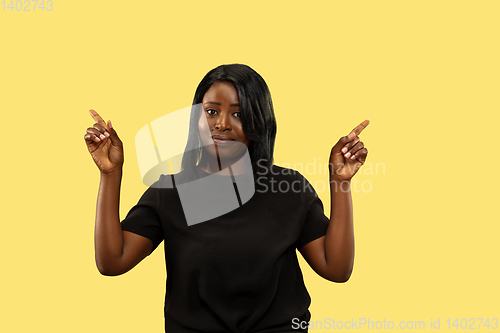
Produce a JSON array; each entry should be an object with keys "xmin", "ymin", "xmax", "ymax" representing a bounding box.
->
[
  {"xmin": 212, "ymin": 135, "xmax": 235, "ymax": 145},
  {"xmin": 212, "ymin": 137, "xmax": 235, "ymax": 145}
]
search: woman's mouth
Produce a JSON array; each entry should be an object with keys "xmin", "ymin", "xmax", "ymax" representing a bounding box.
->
[{"xmin": 212, "ymin": 135, "xmax": 235, "ymax": 145}]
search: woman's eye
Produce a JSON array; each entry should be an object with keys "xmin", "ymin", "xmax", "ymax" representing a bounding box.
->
[
  {"xmin": 206, "ymin": 109, "xmax": 217, "ymax": 115},
  {"xmin": 233, "ymin": 112, "xmax": 241, "ymax": 118}
]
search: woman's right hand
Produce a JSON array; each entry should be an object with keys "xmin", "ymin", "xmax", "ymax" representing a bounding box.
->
[{"xmin": 84, "ymin": 109, "xmax": 124, "ymax": 174}]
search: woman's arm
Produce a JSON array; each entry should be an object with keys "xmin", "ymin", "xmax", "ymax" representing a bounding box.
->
[
  {"xmin": 94, "ymin": 171, "xmax": 153, "ymax": 276},
  {"xmin": 299, "ymin": 121, "xmax": 369, "ymax": 282},
  {"xmin": 85, "ymin": 110, "xmax": 153, "ymax": 276},
  {"xmin": 299, "ymin": 180, "xmax": 354, "ymax": 282}
]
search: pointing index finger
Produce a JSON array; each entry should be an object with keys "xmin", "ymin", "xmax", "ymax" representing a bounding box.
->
[
  {"xmin": 350, "ymin": 120, "xmax": 370, "ymax": 136},
  {"xmin": 89, "ymin": 109, "xmax": 106, "ymax": 125}
]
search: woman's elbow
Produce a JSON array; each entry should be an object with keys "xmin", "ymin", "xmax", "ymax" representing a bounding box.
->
[
  {"xmin": 96, "ymin": 261, "xmax": 124, "ymax": 276},
  {"xmin": 324, "ymin": 269, "xmax": 353, "ymax": 283},
  {"xmin": 331, "ymin": 274, "xmax": 351, "ymax": 283}
]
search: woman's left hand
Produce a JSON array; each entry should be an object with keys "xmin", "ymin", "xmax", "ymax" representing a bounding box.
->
[{"xmin": 329, "ymin": 120, "xmax": 370, "ymax": 181}]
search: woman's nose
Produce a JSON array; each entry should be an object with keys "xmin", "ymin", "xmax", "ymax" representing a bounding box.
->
[{"xmin": 214, "ymin": 112, "xmax": 231, "ymax": 131}]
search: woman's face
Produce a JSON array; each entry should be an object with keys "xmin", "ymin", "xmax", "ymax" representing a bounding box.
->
[{"xmin": 198, "ymin": 81, "xmax": 252, "ymax": 167}]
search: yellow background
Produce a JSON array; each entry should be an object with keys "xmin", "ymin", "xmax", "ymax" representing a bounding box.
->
[{"xmin": 1, "ymin": 0, "xmax": 499, "ymax": 332}]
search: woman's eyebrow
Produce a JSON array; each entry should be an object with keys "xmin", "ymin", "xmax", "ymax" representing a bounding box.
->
[{"xmin": 204, "ymin": 101, "xmax": 240, "ymax": 107}]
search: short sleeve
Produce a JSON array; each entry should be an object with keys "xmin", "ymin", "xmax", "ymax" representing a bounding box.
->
[
  {"xmin": 296, "ymin": 172, "xmax": 330, "ymax": 249},
  {"xmin": 120, "ymin": 185, "xmax": 164, "ymax": 255}
]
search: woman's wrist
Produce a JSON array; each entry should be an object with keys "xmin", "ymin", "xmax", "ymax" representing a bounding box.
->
[
  {"xmin": 100, "ymin": 168, "xmax": 123, "ymax": 180},
  {"xmin": 329, "ymin": 176, "xmax": 351, "ymax": 193}
]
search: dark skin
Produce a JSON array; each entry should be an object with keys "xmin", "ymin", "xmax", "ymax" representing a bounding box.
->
[
  {"xmin": 85, "ymin": 82, "xmax": 369, "ymax": 280},
  {"xmin": 198, "ymin": 81, "xmax": 252, "ymax": 175},
  {"xmin": 299, "ymin": 120, "xmax": 369, "ymax": 282}
]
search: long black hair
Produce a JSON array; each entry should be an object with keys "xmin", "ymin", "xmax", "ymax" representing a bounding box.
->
[{"xmin": 181, "ymin": 64, "xmax": 277, "ymax": 176}]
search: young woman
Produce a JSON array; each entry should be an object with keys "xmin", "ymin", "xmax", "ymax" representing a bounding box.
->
[{"xmin": 84, "ymin": 64, "xmax": 369, "ymax": 333}]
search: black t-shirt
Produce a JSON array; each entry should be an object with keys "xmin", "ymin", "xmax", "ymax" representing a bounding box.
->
[{"xmin": 120, "ymin": 165, "xmax": 330, "ymax": 333}]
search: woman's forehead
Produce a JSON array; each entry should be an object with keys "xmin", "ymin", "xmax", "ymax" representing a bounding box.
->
[{"xmin": 203, "ymin": 81, "xmax": 239, "ymax": 105}]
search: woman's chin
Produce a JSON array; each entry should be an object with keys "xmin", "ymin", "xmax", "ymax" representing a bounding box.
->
[{"xmin": 202, "ymin": 143, "xmax": 250, "ymax": 171}]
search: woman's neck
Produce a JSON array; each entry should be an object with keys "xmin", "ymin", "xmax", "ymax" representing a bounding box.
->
[{"xmin": 199, "ymin": 154, "xmax": 251, "ymax": 176}]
